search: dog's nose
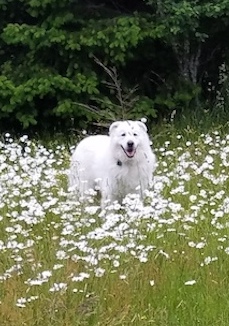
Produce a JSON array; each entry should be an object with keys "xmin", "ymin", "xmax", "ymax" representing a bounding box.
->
[{"xmin": 127, "ymin": 141, "xmax": 134, "ymax": 148}]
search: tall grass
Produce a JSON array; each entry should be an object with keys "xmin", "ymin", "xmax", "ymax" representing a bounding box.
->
[{"xmin": 1, "ymin": 126, "xmax": 229, "ymax": 325}]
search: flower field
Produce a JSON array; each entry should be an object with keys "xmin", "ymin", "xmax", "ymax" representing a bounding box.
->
[{"xmin": 1, "ymin": 129, "xmax": 229, "ymax": 325}]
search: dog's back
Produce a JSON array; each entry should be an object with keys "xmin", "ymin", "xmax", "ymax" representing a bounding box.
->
[{"xmin": 69, "ymin": 135, "xmax": 110, "ymax": 193}]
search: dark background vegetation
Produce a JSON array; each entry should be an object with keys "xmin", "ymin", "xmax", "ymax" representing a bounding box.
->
[{"xmin": 1, "ymin": 0, "xmax": 229, "ymax": 133}]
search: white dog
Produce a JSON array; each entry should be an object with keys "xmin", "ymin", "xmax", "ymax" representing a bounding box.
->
[{"xmin": 69, "ymin": 120, "xmax": 156, "ymax": 207}]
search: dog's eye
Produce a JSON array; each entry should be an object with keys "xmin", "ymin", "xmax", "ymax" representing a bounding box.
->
[
  {"xmin": 121, "ymin": 133, "xmax": 126, "ymax": 137},
  {"xmin": 133, "ymin": 133, "xmax": 138, "ymax": 136}
]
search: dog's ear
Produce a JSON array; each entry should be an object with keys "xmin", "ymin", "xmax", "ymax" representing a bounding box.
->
[
  {"xmin": 109, "ymin": 121, "xmax": 121, "ymax": 135},
  {"xmin": 137, "ymin": 121, "xmax": 147, "ymax": 133}
]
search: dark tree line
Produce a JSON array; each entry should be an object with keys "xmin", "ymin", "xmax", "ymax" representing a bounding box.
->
[{"xmin": 0, "ymin": 0, "xmax": 229, "ymax": 132}]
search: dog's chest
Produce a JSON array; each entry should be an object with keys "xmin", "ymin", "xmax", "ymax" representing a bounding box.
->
[{"xmin": 111, "ymin": 161, "xmax": 148, "ymax": 192}]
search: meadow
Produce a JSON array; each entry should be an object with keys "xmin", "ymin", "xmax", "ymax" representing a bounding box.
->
[{"xmin": 1, "ymin": 125, "xmax": 229, "ymax": 325}]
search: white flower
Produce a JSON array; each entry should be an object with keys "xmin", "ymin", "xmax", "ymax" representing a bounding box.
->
[
  {"xmin": 201, "ymin": 256, "xmax": 218, "ymax": 266},
  {"xmin": 41, "ymin": 270, "xmax": 52, "ymax": 279},
  {"xmin": 188, "ymin": 241, "xmax": 196, "ymax": 248},
  {"xmin": 16, "ymin": 297, "xmax": 27, "ymax": 308},
  {"xmin": 49, "ymin": 283, "xmax": 67, "ymax": 292},
  {"xmin": 205, "ymin": 155, "xmax": 214, "ymax": 164},
  {"xmin": 196, "ymin": 242, "xmax": 206, "ymax": 249},
  {"xmin": 184, "ymin": 280, "xmax": 196, "ymax": 286},
  {"xmin": 94, "ymin": 267, "xmax": 105, "ymax": 277},
  {"xmin": 113, "ymin": 260, "xmax": 120, "ymax": 268},
  {"xmin": 225, "ymin": 247, "xmax": 229, "ymax": 255},
  {"xmin": 53, "ymin": 264, "xmax": 64, "ymax": 270},
  {"xmin": 141, "ymin": 117, "xmax": 147, "ymax": 123},
  {"xmin": 149, "ymin": 280, "xmax": 155, "ymax": 286},
  {"xmin": 27, "ymin": 295, "xmax": 39, "ymax": 303},
  {"xmin": 56, "ymin": 250, "xmax": 68, "ymax": 260},
  {"xmin": 72, "ymin": 272, "xmax": 90, "ymax": 282},
  {"xmin": 189, "ymin": 195, "xmax": 197, "ymax": 202}
]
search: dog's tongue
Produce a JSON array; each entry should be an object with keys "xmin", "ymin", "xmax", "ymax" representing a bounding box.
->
[{"xmin": 126, "ymin": 149, "xmax": 135, "ymax": 158}]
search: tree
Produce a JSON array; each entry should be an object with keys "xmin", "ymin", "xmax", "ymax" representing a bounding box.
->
[
  {"xmin": 146, "ymin": 0, "xmax": 229, "ymax": 84},
  {"xmin": 1, "ymin": 0, "xmax": 229, "ymax": 131},
  {"xmin": 0, "ymin": 0, "xmax": 158, "ymax": 129}
]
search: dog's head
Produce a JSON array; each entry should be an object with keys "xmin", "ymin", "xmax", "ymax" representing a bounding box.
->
[{"xmin": 109, "ymin": 120, "xmax": 149, "ymax": 160}]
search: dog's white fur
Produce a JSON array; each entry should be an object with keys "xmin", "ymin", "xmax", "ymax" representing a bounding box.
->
[{"xmin": 69, "ymin": 120, "xmax": 156, "ymax": 207}]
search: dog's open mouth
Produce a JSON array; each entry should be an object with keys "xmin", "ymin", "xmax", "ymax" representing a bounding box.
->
[{"xmin": 121, "ymin": 146, "xmax": 136, "ymax": 158}]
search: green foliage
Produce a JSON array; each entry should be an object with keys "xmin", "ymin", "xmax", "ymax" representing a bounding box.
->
[
  {"xmin": 1, "ymin": 1, "xmax": 159, "ymax": 130},
  {"xmin": 79, "ymin": 58, "xmax": 157, "ymax": 123},
  {"xmin": 155, "ymin": 79, "xmax": 201, "ymax": 114},
  {"xmin": 133, "ymin": 96, "xmax": 157, "ymax": 119},
  {"xmin": 0, "ymin": 0, "xmax": 228, "ymax": 131},
  {"xmin": 0, "ymin": 65, "xmax": 99, "ymax": 128},
  {"xmin": 145, "ymin": 0, "xmax": 229, "ymax": 85}
]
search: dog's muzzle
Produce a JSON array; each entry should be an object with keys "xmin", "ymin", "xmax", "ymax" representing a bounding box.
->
[{"xmin": 121, "ymin": 141, "xmax": 136, "ymax": 158}]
